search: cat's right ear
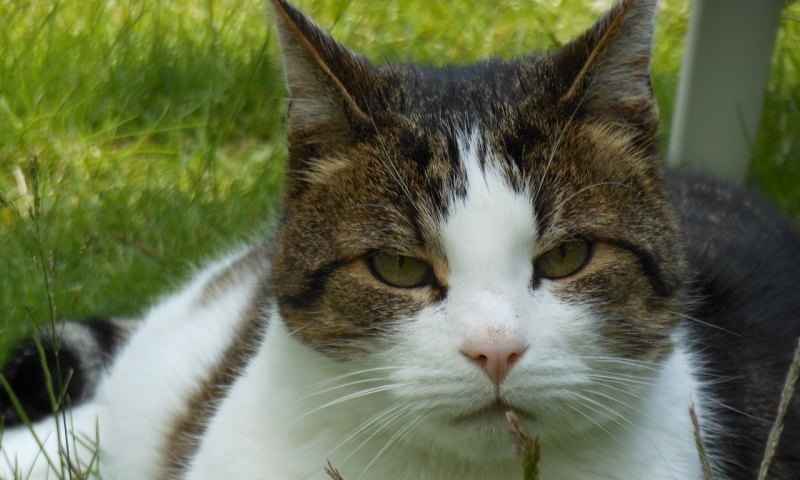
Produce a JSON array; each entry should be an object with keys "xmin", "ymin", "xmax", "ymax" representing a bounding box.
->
[{"xmin": 271, "ymin": 0, "xmax": 375, "ymax": 152}]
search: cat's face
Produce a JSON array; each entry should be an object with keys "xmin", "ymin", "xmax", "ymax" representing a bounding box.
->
[{"xmin": 270, "ymin": 0, "xmax": 685, "ymax": 455}]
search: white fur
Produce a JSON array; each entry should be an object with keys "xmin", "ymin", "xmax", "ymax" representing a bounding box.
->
[{"xmin": 1, "ymin": 135, "xmax": 704, "ymax": 479}]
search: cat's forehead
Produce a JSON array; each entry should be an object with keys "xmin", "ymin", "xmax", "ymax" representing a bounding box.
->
[{"xmin": 375, "ymin": 57, "xmax": 558, "ymax": 125}]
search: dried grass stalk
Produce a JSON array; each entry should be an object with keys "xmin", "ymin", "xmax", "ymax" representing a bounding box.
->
[{"xmin": 506, "ymin": 410, "xmax": 540, "ymax": 480}]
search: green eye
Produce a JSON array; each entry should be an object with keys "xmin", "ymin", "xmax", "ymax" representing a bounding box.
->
[
  {"xmin": 369, "ymin": 254, "xmax": 435, "ymax": 288},
  {"xmin": 535, "ymin": 238, "xmax": 593, "ymax": 279}
]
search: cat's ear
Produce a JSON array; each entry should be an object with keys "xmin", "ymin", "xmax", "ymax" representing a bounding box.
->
[
  {"xmin": 554, "ymin": 0, "xmax": 658, "ymax": 129},
  {"xmin": 271, "ymin": 0, "xmax": 375, "ymax": 149}
]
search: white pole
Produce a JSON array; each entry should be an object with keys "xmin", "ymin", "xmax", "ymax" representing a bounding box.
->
[{"xmin": 667, "ymin": 0, "xmax": 783, "ymax": 183}]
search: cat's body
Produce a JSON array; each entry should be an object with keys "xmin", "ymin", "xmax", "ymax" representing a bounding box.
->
[{"xmin": 2, "ymin": 1, "xmax": 799, "ymax": 479}]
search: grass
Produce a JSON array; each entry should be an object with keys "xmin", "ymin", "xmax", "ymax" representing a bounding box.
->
[{"xmin": 0, "ymin": 1, "xmax": 798, "ymax": 477}]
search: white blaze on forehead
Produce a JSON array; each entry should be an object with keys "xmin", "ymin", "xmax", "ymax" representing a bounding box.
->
[
  {"xmin": 439, "ymin": 132, "xmax": 539, "ymax": 340},
  {"xmin": 442, "ymin": 132, "xmax": 538, "ymax": 285}
]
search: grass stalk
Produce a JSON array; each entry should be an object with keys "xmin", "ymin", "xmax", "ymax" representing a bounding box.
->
[
  {"xmin": 690, "ymin": 403, "xmax": 716, "ymax": 480},
  {"xmin": 506, "ymin": 411, "xmax": 540, "ymax": 480},
  {"xmin": 325, "ymin": 460, "xmax": 346, "ymax": 480},
  {"xmin": 0, "ymin": 375, "xmax": 62, "ymax": 476},
  {"xmin": 756, "ymin": 337, "xmax": 800, "ymax": 480}
]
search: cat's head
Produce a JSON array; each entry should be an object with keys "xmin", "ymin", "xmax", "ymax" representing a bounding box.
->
[{"xmin": 270, "ymin": 0, "xmax": 685, "ymax": 457}]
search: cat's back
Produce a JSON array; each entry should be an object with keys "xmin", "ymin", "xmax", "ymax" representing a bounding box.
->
[{"xmin": 666, "ymin": 170, "xmax": 800, "ymax": 478}]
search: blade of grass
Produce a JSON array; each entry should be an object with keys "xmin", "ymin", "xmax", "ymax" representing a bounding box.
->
[
  {"xmin": 0, "ymin": 375, "xmax": 62, "ymax": 476},
  {"xmin": 757, "ymin": 337, "xmax": 800, "ymax": 480},
  {"xmin": 689, "ymin": 403, "xmax": 716, "ymax": 480}
]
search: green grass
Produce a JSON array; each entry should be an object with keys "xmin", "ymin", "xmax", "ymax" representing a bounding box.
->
[
  {"xmin": 0, "ymin": 0, "xmax": 798, "ymax": 363},
  {"xmin": 750, "ymin": 3, "xmax": 800, "ymax": 216}
]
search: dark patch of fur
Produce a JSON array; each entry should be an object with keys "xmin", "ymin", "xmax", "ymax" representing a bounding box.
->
[
  {"xmin": 0, "ymin": 317, "xmax": 127, "ymax": 426},
  {"xmin": 604, "ymin": 238, "xmax": 673, "ymax": 297},
  {"xmin": 279, "ymin": 259, "xmax": 344, "ymax": 309},
  {"xmin": 86, "ymin": 315, "xmax": 125, "ymax": 353},
  {"xmin": 667, "ymin": 171, "xmax": 800, "ymax": 479},
  {"xmin": 0, "ymin": 338, "xmax": 83, "ymax": 425}
]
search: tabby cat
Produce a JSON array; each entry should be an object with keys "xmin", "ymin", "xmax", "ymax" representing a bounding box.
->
[{"xmin": 2, "ymin": 0, "xmax": 799, "ymax": 478}]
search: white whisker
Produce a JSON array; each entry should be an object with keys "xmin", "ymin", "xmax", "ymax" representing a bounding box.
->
[
  {"xmin": 585, "ymin": 373, "xmax": 657, "ymax": 387},
  {"xmin": 298, "ymin": 377, "xmax": 396, "ymax": 401},
  {"xmin": 338, "ymin": 404, "xmax": 416, "ymax": 464},
  {"xmin": 324, "ymin": 403, "xmax": 407, "ymax": 459},
  {"xmin": 576, "ymin": 355, "xmax": 662, "ymax": 369},
  {"xmin": 583, "ymin": 380, "xmax": 647, "ymax": 401},
  {"xmin": 355, "ymin": 410, "xmax": 431, "ymax": 480},
  {"xmin": 533, "ymin": 93, "xmax": 586, "ymax": 204},
  {"xmin": 540, "ymin": 181, "xmax": 636, "ymax": 227},
  {"xmin": 297, "ymin": 384, "xmax": 410, "ymax": 420},
  {"xmin": 300, "ymin": 366, "xmax": 403, "ymax": 393},
  {"xmin": 665, "ymin": 310, "xmax": 742, "ymax": 337}
]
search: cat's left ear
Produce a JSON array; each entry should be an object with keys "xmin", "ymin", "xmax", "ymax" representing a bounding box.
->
[{"xmin": 554, "ymin": 0, "xmax": 658, "ymax": 130}]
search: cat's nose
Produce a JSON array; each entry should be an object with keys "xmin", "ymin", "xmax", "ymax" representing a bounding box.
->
[{"xmin": 460, "ymin": 342, "xmax": 528, "ymax": 385}]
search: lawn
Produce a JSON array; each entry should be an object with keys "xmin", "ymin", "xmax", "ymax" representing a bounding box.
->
[{"xmin": 1, "ymin": 0, "xmax": 798, "ymax": 361}]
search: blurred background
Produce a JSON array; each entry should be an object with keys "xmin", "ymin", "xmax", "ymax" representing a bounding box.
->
[{"xmin": 0, "ymin": 0, "xmax": 798, "ymax": 360}]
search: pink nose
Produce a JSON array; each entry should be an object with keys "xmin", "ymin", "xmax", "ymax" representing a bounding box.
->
[{"xmin": 461, "ymin": 342, "xmax": 527, "ymax": 385}]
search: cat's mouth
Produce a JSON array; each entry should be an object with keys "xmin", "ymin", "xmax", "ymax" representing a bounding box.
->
[{"xmin": 450, "ymin": 399, "xmax": 536, "ymax": 425}]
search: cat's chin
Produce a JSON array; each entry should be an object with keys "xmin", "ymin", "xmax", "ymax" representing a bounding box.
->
[
  {"xmin": 404, "ymin": 400, "xmax": 539, "ymax": 461},
  {"xmin": 449, "ymin": 400, "xmax": 536, "ymax": 426}
]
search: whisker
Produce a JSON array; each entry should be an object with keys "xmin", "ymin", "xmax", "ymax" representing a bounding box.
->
[
  {"xmin": 585, "ymin": 368, "xmax": 657, "ymax": 381},
  {"xmin": 576, "ymin": 355, "xmax": 662, "ymax": 369},
  {"xmin": 582, "ymin": 388, "xmax": 644, "ymax": 417},
  {"xmin": 301, "ymin": 366, "xmax": 402, "ymax": 393},
  {"xmin": 297, "ymin": 384, "xmax": 410, "ymax": 420},
  {"xmin": 664, "ymin": 310, "xmax": 742, "ymax": 337},
  {"xmin": 539, "ymin": 181, "xmax": 636, "ymax": 227},
  {"xmin": 571, "ymin": 392, "xmax": 632, "ymax": 426},
  {"xmin": 364, "ymin": 105, "xmax": 420, "ymax": 214},
  {"xmin": 583, "ymin": 379, "xmax": 647, "ymax": 401},
  {"xmin": 571, "ymin": 392, "xmax": 675, "ymax": 473},
  {"xmin": 563, "ymin": 400, "xmax": 624, "ymax": 445},
  {"xmin": 355, "ymin": 410, "xmax": 431, "ymax": 480},
  {"xmin": 298, "ymin": 377, "xmax": 396, "ymax": 401},
  {"xmin": 533, "ymin": 92, "xmax": 587, "ymax": 204},
  {"xmin": 338, "ymin": 404, "xmax": 416, "ymax": 464},
  {"xmin": 324, "ymin": 403, "xmax": 407, "ymax": 459},
  {"xmin": 585, "ymin": 373, "xmax": 656, "ymax": 387}
]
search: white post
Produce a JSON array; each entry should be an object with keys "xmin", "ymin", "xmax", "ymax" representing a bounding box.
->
[{"xmin": 667, "ymin": 0, "xmax": 783, "ymax": 183}]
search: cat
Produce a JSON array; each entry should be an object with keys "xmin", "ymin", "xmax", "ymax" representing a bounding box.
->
[{"xmin": 2, "ymin": 0, "xmax": 799, "ymax": 478}]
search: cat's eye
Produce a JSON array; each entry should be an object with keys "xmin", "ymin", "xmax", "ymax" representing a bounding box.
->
[
  {"xmin": 369, "ymin": 254, "xmax": 435, "ymax": 288},
  {"xmin": 534, "ymin": 238, "xmax": 593, "ymax": 280}
]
